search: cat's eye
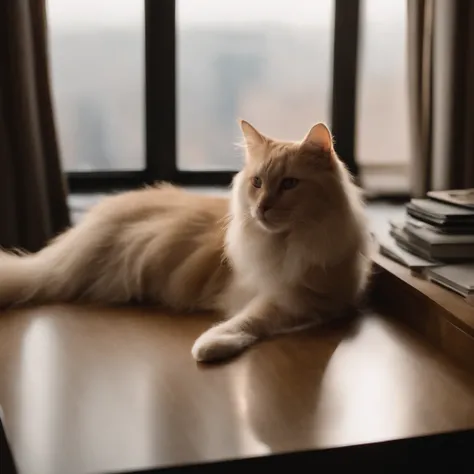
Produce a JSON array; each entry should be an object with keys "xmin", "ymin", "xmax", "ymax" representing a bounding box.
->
[
  {"xmin": 281, "ymin": 178, "xmax": 299, "ymax": 190},
  {"xmin": 251, "ymin": 176, "xmax": 262, "ymax": 188}
]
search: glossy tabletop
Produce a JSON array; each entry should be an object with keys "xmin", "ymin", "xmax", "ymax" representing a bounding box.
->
[{"xmin": 0, "ymin": 306, "xmax": 474, "ymax": 474}]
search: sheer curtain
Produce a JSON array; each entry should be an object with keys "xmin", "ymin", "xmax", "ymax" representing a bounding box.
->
[{"xmin": 407, "ymin": 0, "xmax": 474, "ymax": 196}]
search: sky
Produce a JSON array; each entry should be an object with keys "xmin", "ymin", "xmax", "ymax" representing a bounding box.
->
[{"xmin": 47, "ymin": 0, "xmax": 404, "ymax": 31}]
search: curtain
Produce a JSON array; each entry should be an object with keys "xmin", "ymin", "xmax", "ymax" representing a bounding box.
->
[
  {"xmin": 0, "ymin": 0, "xmax": 70, "ymax": 253},
  {"xmin": 407, "ymin": 0, "xmax": 474, "ymax": 196}
]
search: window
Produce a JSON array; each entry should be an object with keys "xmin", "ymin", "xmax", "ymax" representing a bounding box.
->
[
  {"xmin": 47, "ymin": 0, "xmax": 144, "ymax": 172},
  {"xmin": 356, "ymin": 0, "xmax": 411, "ymax": 193},
  {"xmin": 47, "ymin": 0, "xmax": 411, "ymax": 195},
  {"xmin": 176, "ymin": 0, "xmax": 334, "ymax": 171}
]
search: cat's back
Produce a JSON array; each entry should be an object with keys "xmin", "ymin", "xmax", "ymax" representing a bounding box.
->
[
  {"xmin": 89, "ymin": 184, "xmax": 229, "ymax": 225},
  {"xmin": 79, "ymin": 185, "xmax": 231, "ymax": 310}
]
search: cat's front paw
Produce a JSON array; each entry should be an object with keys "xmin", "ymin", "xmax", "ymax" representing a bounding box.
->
[{"xmin": 191, "ymin": 329, "xmax": 256, "ymax": 363}]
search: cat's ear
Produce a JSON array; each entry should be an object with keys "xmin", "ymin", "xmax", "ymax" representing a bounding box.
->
[
  {"xmin": 302, "ymin": 123, "xmax": 333, "ymax": 151},
  {"xmin": 240, "ymin": 120, "xmax": 266, "ymax": 148}
]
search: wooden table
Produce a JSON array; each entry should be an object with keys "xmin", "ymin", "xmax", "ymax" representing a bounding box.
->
[{"xmin": 0, "ymin": 303, "xmax": 474, "ymax": 474}]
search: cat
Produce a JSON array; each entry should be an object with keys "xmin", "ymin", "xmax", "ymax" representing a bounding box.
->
[{"xmin": 0, "ymin": 121, "xmax": 372, "ymax": 362}]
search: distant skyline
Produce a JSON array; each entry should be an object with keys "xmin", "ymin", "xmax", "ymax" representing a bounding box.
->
[{"xmin": 47, "ymin": 0, "xmax": 404, "ymax": 31}]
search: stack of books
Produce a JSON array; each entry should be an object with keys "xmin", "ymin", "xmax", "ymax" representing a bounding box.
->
[{"xmin": 378, "ymin": 189, "xmax": 474, "ymax": 304}]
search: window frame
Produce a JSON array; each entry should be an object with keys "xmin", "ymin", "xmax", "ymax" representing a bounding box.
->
[{"xmin": 67, "ymin": 0, "xmax": 360, "ymax": 193}]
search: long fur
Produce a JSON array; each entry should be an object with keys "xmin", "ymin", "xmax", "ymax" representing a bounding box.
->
[{"xmin": 0, "ymin": 122, "xmax": 372, "ymax": 362}]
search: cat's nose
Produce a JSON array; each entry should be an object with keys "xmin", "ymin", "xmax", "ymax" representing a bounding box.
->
[{"xmin": 257, "ymin": 203, "xmax": 271, "ymax": 219}]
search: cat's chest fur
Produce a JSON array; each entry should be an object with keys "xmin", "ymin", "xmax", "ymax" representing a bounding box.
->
[{"xmin": 225, "ymin": 220, "xmax": 308, "ymax": 297}]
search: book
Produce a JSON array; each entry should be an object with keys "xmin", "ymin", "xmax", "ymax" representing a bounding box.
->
[
  {"xmin": 406, "ymin": 198, "xmax": 474, "ymax": 227},
  {"xmin": 402, "ymin": 215, "xmax": 474, "ymax": 235},
  {"xmin": 389, "ymin": 225, "xmax": 439, "ymax": 261},
  {"xmin": 377, "ymin": 232, "xmax": 442, "ymax": 273},
  {"xmin": 427, "ymin": 188, "xmax": 474, "ymax": 210},
  {"xmin": 389, "ymin": 221, "xmax": 474, "ymax": 261},
  {"xmin": 404, "ymin": 221, "xmax": 474, "ymax": 259},
  {"xmin": 424, "ymin": 264, "xmax": 474, "ymax": 304},
  {"xmin": 379, "ymin": 192, "xmax": 474, "ymax": 274}
]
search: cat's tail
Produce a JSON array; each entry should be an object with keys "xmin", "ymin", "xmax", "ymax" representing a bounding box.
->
[
  {"xmin": 0, "ymin": 221, "xmax": 109, "ymax": 309},
  {"xmin": 0, "ymin": 250, "xmax": 48, "ymax": 308}
]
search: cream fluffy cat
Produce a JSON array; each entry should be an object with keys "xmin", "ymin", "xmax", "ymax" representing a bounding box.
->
[{"xmin": 0, "ymin": 121, "xmax": 371, "ymax": 362}]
